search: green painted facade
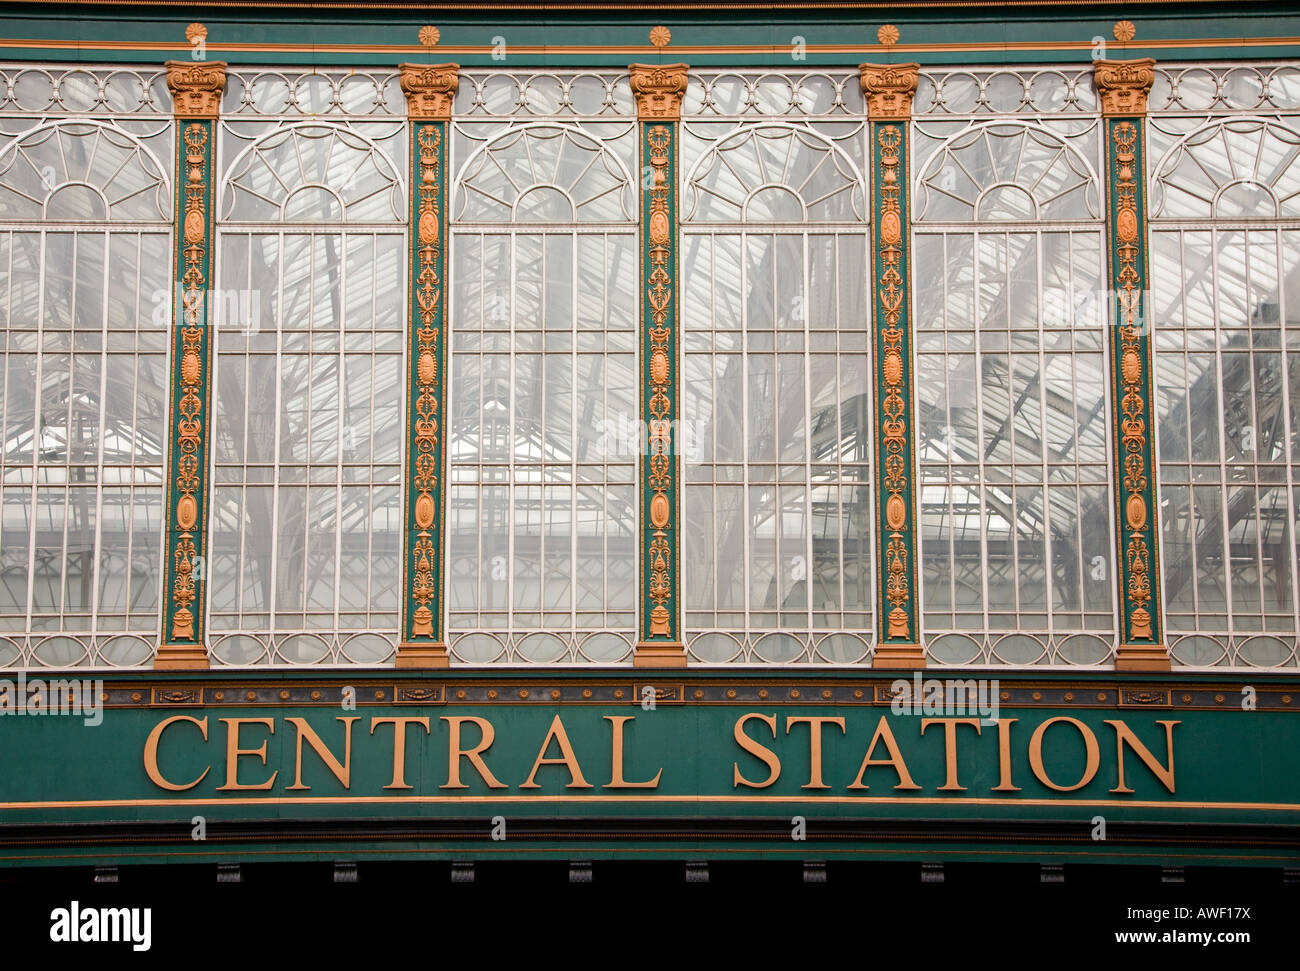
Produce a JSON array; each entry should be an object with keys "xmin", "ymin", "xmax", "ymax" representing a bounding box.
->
[
  {"xmin": 401, "ymin": 118, "xmax": 451, "ymax": 649},
  {"xmin": 869, "ymin": 113, "xmax": 921, "ymax": 652},
  {"xmin": 2, "ymin": 1, "xmax": 1299, "ymax": 870},
  {"xmin": 1, "ymin": 3, "xmax": 1299, "ymax": 68},
  {"xmin": 1103, "ymin": 111, "xmax": 1165, "ymax": 654},
  {"xmin": 639, "ymin": 116, "xmax": 681, "ymax": 648},
  {"xmin": 160, "ymin": 116, "xmax": 217, "ymax": 653}
]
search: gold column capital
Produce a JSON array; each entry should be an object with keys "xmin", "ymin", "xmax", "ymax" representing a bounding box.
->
[
  {"xmin": 164, "ymin": 60, "xmax": 227, "ymax": 119},
  {"xmin": 859, "ymin": 63, "xmax": 920, "ymax": 121},
  {"xmin": 399, "ymin": 63, "xmax": 460, "ymax": 121},
  {"xmin": 629, "ymin": 63, "xmax": 689, "ymax": 121},
  {"xmin": 1093, "ymin": 57, "xmax": 1157, "ymax": 116}
]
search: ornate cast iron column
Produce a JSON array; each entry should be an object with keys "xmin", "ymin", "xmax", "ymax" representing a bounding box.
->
[
  {"xmin": 630, "ymin": 63, "xmax": 689, "ymax": 669},
  {"xmin": 396, "ymin": 63, "xmax": 458, "ymax": 669},
  {"xmin": 1095, "ymin": 59, "xmax": 1169, "ymax": 671},
  {"xmin": 156, "ymin": 60, "xmax": 226, "ymax": 670},
  {"xmin": 861, "ymin": 64, "xmax": 924, "ymax": 670}
]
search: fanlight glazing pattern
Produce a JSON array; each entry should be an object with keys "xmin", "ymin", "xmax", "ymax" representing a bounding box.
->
[
  {"xmin": 914, "ymin": 122, "xmax": 1101, "ymax": 224},
  {"xmin": 1151, "ymin": 119, "xmax": 1300, "ymax": 220},
  {"xmin": 220, "ymin": 124, "xmax": 406, "ymax": 224},
  {"xmin": 1149, "ymin": 80, "xmax": 1300, "ymax": 668},
  {"xmin": 684, "ymin": 123, "xmax": 866, "ymax": 224},
  {"xmin": 0, "ymin": 121, "xmax": 171, "ymax": 223},
  {"xmin": 682, "ymin": 110, "xmax": 875, "ymax": 664},
  {"xmin": 0, "ymin": 112, "xmax": 171, "ymax": 668},
  {"xmin": 448, "ymin": 115, "xmax": 637, "ymax": 664},
  {"xmin": 209, "ymin": 117, "xmax": 406, "ymax": 666},
  {"xmin": 913, "ymin": 105, "xmax": 1116, "ymax": 666},
  {"xmin": 453, "ymin": 123, "xmax": 636, "ymax": 224}
]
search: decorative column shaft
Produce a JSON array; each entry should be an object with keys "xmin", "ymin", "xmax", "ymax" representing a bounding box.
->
[
  {"xmin": 630, "ymin": 63, "xmax": 689, "ymax": 669},
  {"xmin": 156, "ymin": 60, "xmax": 226, "ymax": 670},
  {"xmin": 1095, "ymin": 59, "xmax": 1169, "ymax": 671},
  {"xmin": 396, "ymin": 63, "xmax": 458, "ymax": 669},
  {"xmin": 861, "ymin": 64, "xmax": 924, "ymax": 670}
]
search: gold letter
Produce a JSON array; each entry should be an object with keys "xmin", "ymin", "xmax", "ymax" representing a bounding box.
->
[
  {"xmin": 921, "ymin": 718, "xmax": 982, "ymax": 792},
  {"xmin": 1028, "ymin": 717, "xmax": 1100, "ymax": 792},
  {"xmin": 520, "ymin": 715, "xmax": 593, "ymax": 789},
  {"xmin": 785, "ymin": 716, "xmax": 846, "ymax": 790},
  {"xmin": 1105, "ymin": 719, "xmax": 1178, "ymax": 794},
  {"xmin": 216, "ymin": 717, "xmax": 277, "ymax": 791},
  {"xmin": 604, "ymin": 715, "xmax": 662, "ymax": 788},
  {"xmin": 284, "ymin": 717, "xmax": 358, "ymax": 791},
  {"xmin": 848, "ymin": 716, "xmax": 922, "ymax": 791},
  {"xmin": 993, "ymin": 718, "xmax": 1021, "ymax": 792},
  {"xmin": 442, "ymin": 716, "xmax": 506, "ymax": 789},
  {"xmin": 143, "ymin": 715, "xmax": 209, "ymax": 791},
  {"xmin": 732, "ymin": 712, "xmax": 781, "ymax": 789},
  {"xmin": 370, "ymin": 716, "xmax": 431, "ymax": 790}
]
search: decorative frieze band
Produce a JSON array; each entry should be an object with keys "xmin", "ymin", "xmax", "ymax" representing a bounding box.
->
[
  {"xmin": 861, "ymin": 64, "xmax": 924, "ymax": 670},
  {"xmin": 1095, "ymin": 58, "xmax": 1168, "ymax": 671},
  {"xmin": 156, "ymin": 61, "xmax": 226, "ymax": 670},
  {"xmin": 631, "ymin": 63, "xmax": 689, "ymax": 669},
  {"xmin": 397, "ymin": 63, "xmax": 458, "ymax": 668}
]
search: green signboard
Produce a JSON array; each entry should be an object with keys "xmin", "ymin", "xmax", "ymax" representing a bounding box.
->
[{"xmin": 1, "ymin": 671, "xmax": 1296, "ymax": 868}]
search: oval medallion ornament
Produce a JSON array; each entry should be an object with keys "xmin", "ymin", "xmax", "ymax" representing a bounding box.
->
[
  {"xmin": 880, "ymin": 210, "xmax": 901, "ymax": 246},
  {"xmin": 418, "ymin": 350, "xmax": 436, "ymax": 387},
  {"xmin": 650, "ymin": 210, "xmax": 670, "ymax": 245},
  {"xmin": 184, "ymin": 209, "xmax": 204, "ymax": 244},
  {"xmin": 1117, "ymin": 207, "xmax": 1138, "ymax": 243},
  {"xmin": 883, "ymin": 349, "xmax": 903, "ymax": 388},
  {"xmin": 176, "ymin": 494, "xmax": 197, "ymax": 530},
  {"xmin": 886, "ymin": 494, "xmax": 906, "ymax": 530},
  {"xmin": 1121, "ymin": 348, "xmax": 1141, "ymax": 386},
  {"xmin": 1126, "ymin": 493, "xmax": 1147, "ymax": 530},
  {"xmin": 418, "ymin": 210, "xmax": 436, "ymax": 245},
  {"xmin": 181, "ymin": 350, "xmax": 201, "ymax": 386},
  {"xmin": 649, "ymin": 492, "xmax": 670, "ymax": 528},
  {"xmin": 414, "ymin": 492, "xmax": 435, "ymax": 529},
  {"xmin": 650, "ymin": 348, "xmax": 669, "ymax": 386}
]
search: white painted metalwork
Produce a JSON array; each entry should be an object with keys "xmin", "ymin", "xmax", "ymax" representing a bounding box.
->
[
  {"xmin": 447, "ymin": 111, "xmax": 638, "ymax": 664},
  {"xmin": 685, "ymin": 72, "xmax": 865, "ymax": 118},
  {"xmin": 1149, "ymin": 69, "xmax": 1300, "ymax": 667},
  {"xmin": 682, "ymin": 89, "xmax": 876, "ymax": 664},
  {"xmin": 913, "ymin": 74, "xmax": 1116, "ymax": 666},
  {"xmin": 209, "ymin": 97, "xmax": 406, "ymax": 666},
  {"xmin": 455, "ymin": 71, "xmax": 636, "ymax": 118},
  {"xmin": 0, "ymin": 64, "xmax": 171, "ymax": 117},
  {"xmin": 0, "ymin": 102, "xmax": 172, "ymax": 668}
]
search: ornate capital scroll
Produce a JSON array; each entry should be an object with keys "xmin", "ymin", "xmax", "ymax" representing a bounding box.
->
[
  {"xmin": 1099, "ymin": 64, "xmax": 1169, "ymax": 671},
  {"xmin": 629, "ymin": 63, "xmax": 689, "ymax": 121},
  {"xmin": 397, "ymin": 114, "xmax": 451, "ymax": 668},
  {"xmin": 1093, "ymin": 58, "xmax": 1156, "ymax": 117},
  {"xmin": 157, "ymin": 94, "xmax": 220, "ymax": 669},
  {"xmin": 164, "ymin": 60, "xmax": 226, "ymax": 119},
  {"xmin": 399, "ymin": 63, "xmax": 459, "ymax": 121},
  {"xmin": 866, "ymin": 78, "xmax": 923, "ymax": 669},
  {"xmin": 633, "ymin": 65, "xmax": 688, "ymax": 668},
  {"xmin": 859, "ymin": 63, "xmax": 920, "ymax": 121}
]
